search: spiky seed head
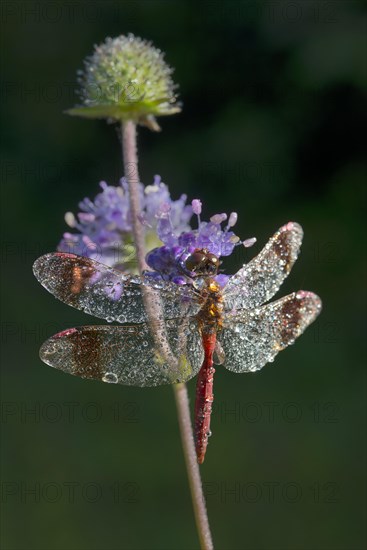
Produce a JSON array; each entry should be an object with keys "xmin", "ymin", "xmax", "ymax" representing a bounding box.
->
[{"xmin": 66, "ymin": 34, "xmax": 181, "ymax": 129}]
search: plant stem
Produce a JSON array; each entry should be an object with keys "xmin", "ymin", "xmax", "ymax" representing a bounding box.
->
[
  {"xmin": 121, "ymin": 119, "xmax": 147, "ymax": 272},
  {"xmin": 121, "ymin": 120, "xmax": 176, "ymax": 366},
  {"xmin": 121, "ymin": 120, "xmax": 213, "ymax": 550},
  {"xmin": 174, "ymin": 383, "xmax": 214, "ymax": 550}
]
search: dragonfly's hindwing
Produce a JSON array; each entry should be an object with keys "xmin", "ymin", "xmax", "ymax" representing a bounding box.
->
[
  {"xmin": 39, "ymin": 319, "xmax": 204, "ymax": 387},
  {"xmin": 220, "ymin": 291, "xmax": 321, "ymax": 373}
]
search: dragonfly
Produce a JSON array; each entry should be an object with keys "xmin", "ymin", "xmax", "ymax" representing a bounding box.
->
[{"xmin": 33, "ymin": 221, "xmax": 321, "ymax": 464}]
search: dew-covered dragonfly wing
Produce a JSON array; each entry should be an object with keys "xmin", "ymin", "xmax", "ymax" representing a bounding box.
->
[
  {"xmin": 33, "ymin": 253, "xmax": 202, "ymax": 323},
  {"xmin": 223, "ymin": 222, "xmax": 303, "ymax": 311},
  {"xmin": 40, "ymin": 318, "xmax": 204, "ymax": 386},
  {"xmin": 219, "ymin": 291, "xmax": 321, "ymax": 373}
]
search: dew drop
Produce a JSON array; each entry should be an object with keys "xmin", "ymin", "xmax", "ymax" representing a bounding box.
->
[
  {"xmin": 106, "ymin": 316, "xmax": 114, "ymax": 323},
  {"xmin": 102, "ymin": 372, "xmax": 118, "ymax": 384},
  {"xmin": 44, "ymin": 344, "xmax": 57, "ymax": 354}
]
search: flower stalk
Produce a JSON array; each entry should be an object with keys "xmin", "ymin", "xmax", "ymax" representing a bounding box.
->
[
  {"xmin": 174, "ymin": 383, "xmax": 214, "ymax": 550},
  {"xmin": 121, "ymin": 120, "xmax": 147, "ymax": 271},
  {"xmin": 121, "ymin": 120, "xmax": 213, "ymax": 550}
]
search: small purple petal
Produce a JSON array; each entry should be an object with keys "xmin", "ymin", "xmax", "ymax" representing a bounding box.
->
[
  {"xmin": 78, "ymin": 213, "xmax": 96, "ymax": 222},
  {"xmin": 171, "ymin": 276, "xmax": 187, "ymax": 285},
  {"xmin": 228, "ymin": 212, "xmax": 238, "ymax": 228},
  {"xmin": 215, "ymin": 274, "xmax": 230, "ymax": 288},
  {"xmin": 210, "ymin": 213, "xmax": 227, "ymax": 224},
  {"xmin": 192, "ymin": 199, "xmax": 202, "ymax": 215},
  {"xmin": 157, "ymin": 202, "xmax": 171, "ymax": 215},
  {"xmin": 243, "ymin": 237, "xmax": 257, "ymax": 248}
]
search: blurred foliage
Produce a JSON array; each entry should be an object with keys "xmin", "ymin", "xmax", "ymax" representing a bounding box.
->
[{"xmin": 1, "ymin": 1, "xmax": 366, "ymax": 549}]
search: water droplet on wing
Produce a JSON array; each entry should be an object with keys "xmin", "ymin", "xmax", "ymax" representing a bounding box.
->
[{"xmin": 102, "ymin": 372, "xmax": 118, "ymax": 384}]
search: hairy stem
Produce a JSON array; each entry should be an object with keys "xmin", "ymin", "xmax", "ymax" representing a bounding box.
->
[
  {"xmin": 121, "ymin": 120, "xmax": 147, "ymax": 271},
  {"xmin": 121, "ymin": 120, "xmax": 176, "ymax": 366},
  {"xmin": 121, "ymin": 120, "xmax": 213, "ymax": 550}
]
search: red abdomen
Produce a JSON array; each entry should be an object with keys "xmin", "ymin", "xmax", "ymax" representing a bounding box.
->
[{"xmin": 195, "ymin": 331, "xmax": 216, "ymax": 464}]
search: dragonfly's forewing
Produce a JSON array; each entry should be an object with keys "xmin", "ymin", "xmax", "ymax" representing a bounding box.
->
[
  {"xmin": 223, "ymin": 222, "xmax": 303, "ymax": 310},
  {"xmin": 33, "ymin": 253, "xmax": 201, "ymax": 323},
  {"xmin": 220, "ymin": 291, "xmax": 321, "ymax": 373},
  {"xmin": 40, "ymin": 319, "xmax": 204, "ymax": 386}
]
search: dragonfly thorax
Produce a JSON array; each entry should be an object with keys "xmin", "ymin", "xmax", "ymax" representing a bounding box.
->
[
  {"xmin": 185, "ymin": 248, "xmax": 220, "ymax": 277},
  {"xmin": 196, "ymin": 276, "xmax": 224, "ymax": 331}
]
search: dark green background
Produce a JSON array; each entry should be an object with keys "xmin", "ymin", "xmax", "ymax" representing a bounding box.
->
[{"xmin": 1, "ymin": 1, "xmax": 366, "ymax": 549}]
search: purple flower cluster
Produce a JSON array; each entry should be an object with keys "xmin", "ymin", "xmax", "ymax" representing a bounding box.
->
[
  {"xmin": 145, "ymin": 199, "xmax": 256, "ymax": 285},
  {"xmin": 58, "ymin": 175, "xmax": 256, "ymax": 286},
  {"xmin": 58, "ymin": 175, "xmax": 192, "ymax": 268}
]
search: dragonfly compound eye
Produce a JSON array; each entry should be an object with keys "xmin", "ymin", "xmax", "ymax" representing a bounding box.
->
[{"xmin": 185, "ymin": 249, "xmax": 219, "ymax": 276}]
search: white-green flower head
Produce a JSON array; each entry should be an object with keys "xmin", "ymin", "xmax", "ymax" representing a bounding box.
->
[{"xmin": 67, "ymin": 34, "xmax": 181, "ymax": 129}]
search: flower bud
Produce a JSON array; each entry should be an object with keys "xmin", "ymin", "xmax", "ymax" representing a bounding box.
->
[{"xmin": 66, "ymin": 34, "xmax": 181, "ymax": 129}]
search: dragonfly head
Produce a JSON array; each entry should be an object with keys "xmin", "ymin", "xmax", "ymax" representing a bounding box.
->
[{"xmin": 185, "ymin": 248, "xmax": 220, "ymax": 277}]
